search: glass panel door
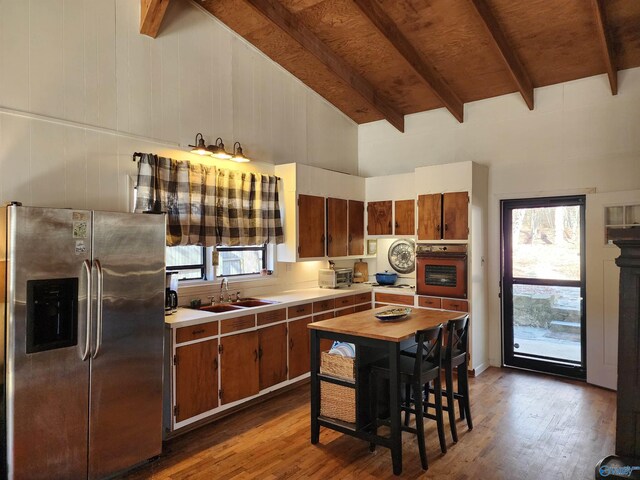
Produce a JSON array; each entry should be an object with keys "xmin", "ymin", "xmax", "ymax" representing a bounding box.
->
[{"xmin": 501, "ymin": 196, "xmax": 586, "ymax": 378}]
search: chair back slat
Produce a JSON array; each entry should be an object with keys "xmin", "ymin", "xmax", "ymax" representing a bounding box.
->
[
  {"xmin": 446, "ymin": 315, "xmax": 469, "ymax": 358},
  {"xmin": 413, "ymin": 324, "xmax": 443, "ymax": 378}
]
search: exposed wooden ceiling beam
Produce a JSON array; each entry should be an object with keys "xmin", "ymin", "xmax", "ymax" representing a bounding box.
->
[
  {"xmin": 469, "ymin": 0, "xmax": 534, "ymax": 110},
  {"xmin": 140, "ymin": 0, "xmax": 170, "ymax": 38},
  {"xmin": 591, "ymin": 0, "xmax": 618, "ymax": 95},
  {"xmin": 353, "ymin": 0, "xmax": 464, "ymax": 123},
  {"xmin": 242, "ymin": 0, "xmax": 405, "ymax": 132}
]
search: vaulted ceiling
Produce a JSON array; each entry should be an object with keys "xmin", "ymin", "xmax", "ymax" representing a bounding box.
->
[{"xmin": 145, "ymin": 0, "xmax": 640, "ymax": 132}]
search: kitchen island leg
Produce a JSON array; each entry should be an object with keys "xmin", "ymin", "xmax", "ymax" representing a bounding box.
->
[
  {"xmin": 389, "ymin": 341, "xmax": 402, "ymax": 475},
  {"xmin": 310, "ymin": 329, "xmax": 320, "ymax": 444}
]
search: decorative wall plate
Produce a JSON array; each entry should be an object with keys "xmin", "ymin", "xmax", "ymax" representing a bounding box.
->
[{"xmin": 388, "ymin": 239, "xmax": 415, "ymax": 274}]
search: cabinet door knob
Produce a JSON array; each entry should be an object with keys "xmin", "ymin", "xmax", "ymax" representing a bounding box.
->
[
  {"xmin": 253, "ymin": 349, "xmax": 258, "ymax": 362},
  {"xmin": 444, "ymin": 224, "xmax": 448, "ymax": 231}
]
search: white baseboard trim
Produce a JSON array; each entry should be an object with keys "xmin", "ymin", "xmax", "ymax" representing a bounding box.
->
[{"xmin": 472, "ymin": 362, "xmax": 490, "ymax": 376}]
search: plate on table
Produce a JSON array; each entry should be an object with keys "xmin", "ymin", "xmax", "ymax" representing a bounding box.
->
[{"xmin": 375, "ymin": 307, "xmax": 412, "ymax": 322}]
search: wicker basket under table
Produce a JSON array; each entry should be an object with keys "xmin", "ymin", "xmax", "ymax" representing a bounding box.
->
[{"xmin": 320, "ymin": 352, "xmax": 356, "ymax": 423}]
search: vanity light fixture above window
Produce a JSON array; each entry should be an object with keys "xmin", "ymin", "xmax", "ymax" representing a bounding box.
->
[
  {"xmin": 207, "ymin": 137, "xmax": 232, "ymax": 159},
  {"xmin": 188, "ymin": 134, "xmax": 251, "ymax": 163},
  {"xmin": 189, "ymin": 133, "xmax": 211, "ymax": 156},
  {"xmin": 231, "ymin": 142, "xmax": 250, "ymax": 163}
]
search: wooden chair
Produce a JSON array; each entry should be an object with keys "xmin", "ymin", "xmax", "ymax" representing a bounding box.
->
[
  {"xmin": 403, "ymin": 315, "xmax": 472, "ymax": 443},
  {"xmin": 368, "ymin": 324, "xmax": 446, "ymax": 470}
]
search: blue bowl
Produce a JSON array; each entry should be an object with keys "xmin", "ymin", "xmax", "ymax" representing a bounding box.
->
[{"xmin": 375, "ymin": 271, "xmax": 398, "ymax": 285}]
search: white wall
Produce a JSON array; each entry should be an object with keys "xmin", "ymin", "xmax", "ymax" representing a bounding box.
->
[
  {"xmin": 359, "ymin": 67, "xmax": 640, "ymax": 370},
  {"xmin": 0, "ymin": 0, "xmax": 358, "ymax": 211},
  {"xmin": 0, "ymin": 0, "xmax": 358, "ymax": 297}
]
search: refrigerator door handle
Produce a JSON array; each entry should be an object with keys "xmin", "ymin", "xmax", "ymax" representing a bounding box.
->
[
  {"xmin": 82, "ymin": 259, "xmax": 92, "ymax": 361},
  {"xmin": 92, "ymin": 259, "xmax": 104, "ymax": 359}
]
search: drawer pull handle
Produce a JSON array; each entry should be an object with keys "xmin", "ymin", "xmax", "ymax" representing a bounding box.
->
[
  {"xmin": 192, "ymin": 329, "xmax": 205, "ymax": 335},
  {"xmin": 296, "ymin": 308, "xmax": 305, "ymax": 313}
]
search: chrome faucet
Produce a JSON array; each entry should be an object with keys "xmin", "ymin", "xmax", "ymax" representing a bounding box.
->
[{"xmin": 219, "ymin": 277, "xmax": 229, "ymax": 303}]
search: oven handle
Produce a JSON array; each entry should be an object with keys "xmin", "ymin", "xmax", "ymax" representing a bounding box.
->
[{"xmin": 416, "ymin": 253, "xmax": 467, "ymax": 259}]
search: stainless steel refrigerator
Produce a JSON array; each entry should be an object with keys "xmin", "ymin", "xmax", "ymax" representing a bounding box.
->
[{"xmin": 0, "ymin": 204, "xmax": 166, "ymax": 479}]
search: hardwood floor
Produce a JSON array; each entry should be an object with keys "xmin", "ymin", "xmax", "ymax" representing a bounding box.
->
[{"xmin": 120, "ymin": 367, "xmax": 616, "ymax": 479}]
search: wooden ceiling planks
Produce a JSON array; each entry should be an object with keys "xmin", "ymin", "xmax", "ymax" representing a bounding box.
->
[
  {"xmin": 607, "ymin": 0, "xmax": 640, "ymax": 70},
  {"xmin": 378, "ymin": 0, "xmax": 517, "ymax": 104},
  {"xmin": 242, "ymin": 0, "xmax": 406, "ymax": 131},
  {"xmin": 486, "ymin": 0, "xmax": 606, "ymax": 88},
  {"xmin": 353, "ymin": 0, "xmax": 464, "ymax": 122},
  {"xmin": 291, "ymin": 0, "xmax": 442, "ymax": 115},
  {"xmin": 196, "ymin": 0, "xmax": 640, "ymax": 130},
  {"xmin": 468, "ymin": 0, "xmax": 534, "ymax": 109},
  {"xmin": 203, "ymin": 0, "xmax": 386, "ymax": 125}
]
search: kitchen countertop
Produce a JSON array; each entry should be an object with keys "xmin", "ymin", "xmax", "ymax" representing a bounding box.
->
[{"xmin": 165, "ymin": 284, "xmax": 373, "ymax": 328}]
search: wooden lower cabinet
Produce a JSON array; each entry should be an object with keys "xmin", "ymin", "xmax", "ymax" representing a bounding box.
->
[
  {"xmin": 259, "ymin": 323, "xmax": 288, "ymax": 390},
  {"xmin": 220, "ymin": 331, "xmax": 259, "ymax": 405},
  {"xmin": 442, "ymin": 298, "xmax": 469, "ymax": 312},
  {"xmin": 175, "ymin": 339, "xmax": 218, "ymax": 423},
  {"xmin": 288, "ymin": 317, "xmax": 312, "ymax": 378},
  {"xmin": 374, "ymin": 293, "xmax": 414, "ymax": 306}
]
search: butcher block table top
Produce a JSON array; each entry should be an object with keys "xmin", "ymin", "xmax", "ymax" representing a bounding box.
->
[{"xmin": 308, "ymin": 306, "xmax": 467, "ymax": 342}]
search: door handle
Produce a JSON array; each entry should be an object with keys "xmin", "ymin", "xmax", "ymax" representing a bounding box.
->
[
  {"xmin": 81, "ymin": 259, "xmax": 92, "ymax": 361},
  {"xmin": 92, "ymin": 259, "xmax": 104, "ymax": 359}
]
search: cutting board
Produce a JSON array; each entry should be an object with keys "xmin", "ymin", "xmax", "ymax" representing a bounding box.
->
[{"xmin": 353, "ymin": 260, "xmax": 368, "ymax": 283}]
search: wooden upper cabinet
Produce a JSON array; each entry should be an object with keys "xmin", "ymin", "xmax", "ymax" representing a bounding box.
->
[
  {"xmin": 298, "ymin": 194, "xmax": 325, "ymax": 258},
  {"xmin": 326, "ymin": 198, "xmax": 348, "ymax": 257},
  {"xmin": 367, "ymin": 201, "xmax": 392, "ymax": 235},
  {"xmin": 175, "ymin": 339, "xmax": 218, "ymax": 423},
  {"xmin": 443, "ymin": 192, "xmax": 469, "ymax": 240},
  {"xmin": 418, "ymin": 192, "xmax": 469, "ymax": 240},
  {"xmin": 258, "ymin": 323, "xmax": 288, "ymax": 390},
  {"xmin": 394, "ymin": 200, "xmax": 415, "ymax": 235},
  {"xmin": 417, "ymin": 194, "xmax": 442, "ymax": 240},
  {"xmin": 220, "ymin": 331, "xmax": 259, "ymax": 405},
  {"xmin": 348, "ymin": 200, "xmax": 364, "ymax": 256}
]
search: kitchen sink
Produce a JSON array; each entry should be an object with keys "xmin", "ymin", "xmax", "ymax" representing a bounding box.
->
[
  {"xmin": 233, "ymin": 299, "xmax": 280, "ymax": 308},
  {"xmin": 199, "ymin": 304, "xmax": 244, "ymax": 313}
]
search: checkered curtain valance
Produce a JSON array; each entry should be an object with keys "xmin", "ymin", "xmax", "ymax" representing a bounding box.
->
[{"xmin": 135, "ymin": 154, "xmax": 283, "ymax": 247}]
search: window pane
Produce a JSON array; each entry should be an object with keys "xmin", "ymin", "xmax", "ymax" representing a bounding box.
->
[
  {"xmin": 166, "ymin": 246, "xmax": 204, "ymax": 280},
  {"xmin": 218, "ymin": 248, "xmax": 264, "ymax": 276},
  {"xmin": 167, "ymin": 246, "xmax": 204, "ymax": 268},
  {"xmin": 511, "ymin": 206, "xmax": 581, "ymax": 280},
  {"xmin": 512, "ymin": 284, "xmax": 582, "ymax": 363}
]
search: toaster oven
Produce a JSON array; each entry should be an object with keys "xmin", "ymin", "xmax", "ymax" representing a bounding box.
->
[{"xmin": 318, "ymin": 268, "xmax": 353, "ymax": 289}]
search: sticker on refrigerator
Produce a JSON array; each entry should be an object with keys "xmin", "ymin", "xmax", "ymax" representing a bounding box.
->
[
  {"xmin": 73, "ymin": 221, "xmax": 87, "ymax": 239},
  {"xmin": 72, "ymin": 211, "xmax": 88, "ymax": 221},
  {"xmin": 75, "ymin": 240, "xmax": 87, "ymax": 255}
]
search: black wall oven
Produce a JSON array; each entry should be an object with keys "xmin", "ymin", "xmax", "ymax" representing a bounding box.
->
[{"xmin": 416, "ymin": 244, "xmax": 467, "ymax": 299}]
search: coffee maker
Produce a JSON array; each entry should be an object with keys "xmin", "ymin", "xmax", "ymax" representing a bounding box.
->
[{"xmin": 165, "ymin": 272, "xmax": 178, "ymax": 315}]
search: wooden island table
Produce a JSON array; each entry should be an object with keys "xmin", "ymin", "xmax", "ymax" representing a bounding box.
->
[{"xmin": 308, "ymin": 306, "xmax": 467, "ymax": 475}]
